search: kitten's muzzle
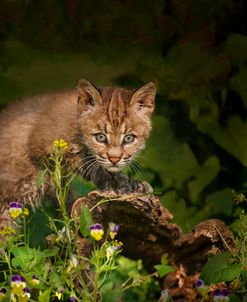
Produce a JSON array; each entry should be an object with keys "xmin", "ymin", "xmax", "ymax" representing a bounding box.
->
[
  {"xmin": 108, "ymin": 156, "xmax": 121, "ymax": 165},
  {"xmin": 105, "ymin": 156, "xmax": 122, "ymax": 172}
]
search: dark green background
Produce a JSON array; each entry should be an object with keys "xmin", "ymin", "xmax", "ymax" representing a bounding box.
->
[{"xmin": 0, "ymin": 0, "xmax": 246, "ymax": 231}]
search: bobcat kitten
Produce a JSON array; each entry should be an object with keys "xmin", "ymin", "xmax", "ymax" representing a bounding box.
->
[{"xmin": 0, "ymin": 79, "xmax": 156, "ymax": 214}]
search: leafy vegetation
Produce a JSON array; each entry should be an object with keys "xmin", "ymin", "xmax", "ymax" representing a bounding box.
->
[{"xmin": 0, "ymin": 140, "xmax": 172, "ymax": 301}]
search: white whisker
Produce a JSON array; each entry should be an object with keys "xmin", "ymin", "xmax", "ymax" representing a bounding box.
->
[
  {"xmin": 83, "ymin": 159, "xmax": 98, "ymax": 180},
  {"xmin": 91, "ymin": 162, "xmax": 101, "ymax": 182},
  {"xmin": 131, "ymin": 159, "xmax": 144, "ymax": 174},
  {"xmin": 69, "ymin": 155, "xmax": 96, "ymax": 172}
]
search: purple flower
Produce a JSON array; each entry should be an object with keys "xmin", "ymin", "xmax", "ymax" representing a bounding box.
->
[
  {"xmin": 106, "ymin": 241, "xmax": 123, "ymax": 259},
  {"xmin": 11, "ymin": 275, "xmax": 27, "ymax": 295},
  {"xmin": 9, "ymin": 202, "xmax": 23, "ymax": 219},
  {"xmin": 214, "ymin": 289, "xmax": 222, "ymax": 296},
  {"xmin": 195, "ymin": 279, "xmax": 204, "ymax": 288},
  {"xmin": 11, "ymin": 274, "xmax": 26, "ymax": 283},
  {"xmin": 23, "ymin": 287, "xmax": 31, "ymax": 296},
  {"xmin": 0, "ymin": 287, "xmax": 7, "ymax": 298},
  {"xmin": 221, "ymin": 289, "xmax": 229, "ymax": 296},
  {"xmin": 213, "ymin": 288, "xmax": 229, "ymax": 302},
  {"xmin": 195, "ymin": 279, "xmax": 208, "ymax": 297},
  {"xmin": 109, "ymin": 222, "xmax": 119, "ymax": 239},
  {"xmin": 89, "ymin": 223, "xmax": 104, "ymax": 241},
  {"xmin": 89, "ymin": 223, "xmax": 103, "ymax": 231}
]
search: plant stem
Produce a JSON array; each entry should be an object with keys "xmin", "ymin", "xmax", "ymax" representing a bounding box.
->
[{"xmin": 92, "ymin": 270, "xmax": 99, "ymax": 302}]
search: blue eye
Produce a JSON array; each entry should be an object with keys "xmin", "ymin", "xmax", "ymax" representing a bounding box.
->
[
  {"xmin": 95, "ymin": 133, "xmax": 107, "ymax": 143},
  {"xmin": 123, "ymin": 134, "xmax": 135, "ymax": 144}
]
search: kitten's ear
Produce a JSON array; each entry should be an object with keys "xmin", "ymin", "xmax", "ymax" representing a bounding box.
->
[
  {"xmin": 76, "ymin": 78, "xmax": 102, "ymax": 113},
  {"xmin": 130, "ymin": 82, "xmax": 156, "ymax": 115}
]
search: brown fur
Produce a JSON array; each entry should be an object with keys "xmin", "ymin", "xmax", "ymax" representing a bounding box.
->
[{"xmin": 0, "ymin": 79, "xmax": 156, "ymax": 212}]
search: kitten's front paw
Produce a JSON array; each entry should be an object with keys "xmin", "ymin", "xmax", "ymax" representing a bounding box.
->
[{"xmin": 131, "ymin": 181, "xmax": 153, "ymax": 194}]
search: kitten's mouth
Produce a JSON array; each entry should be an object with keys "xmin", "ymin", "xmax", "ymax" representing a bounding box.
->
[
  {"xmin": 105, "ymin": 165, "xmax": 121, "ymax": 172},
  {"xmin": 97, "ymin": 156, "xmax": 128, "ymax": 172}
]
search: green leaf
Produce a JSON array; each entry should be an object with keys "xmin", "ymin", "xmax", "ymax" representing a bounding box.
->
[
  {"xmin": 199, "ymin": 116, "xmax": 247, "ymax": 166},
  {"xmin": 37, "ymin": 169, "xmax": 47, "ymax": 188},
  {"xmin": 201, "ymin": 252, "xmax": 241, "ymax": 284},
  {"xmin": 38, "ymin": 288, "xmax": 51, "ymax": 302},
  {"xmin": 161, "ymin": 192, "xmax": 198, "ymax": 232},
  {"xmin": 230, "ymin": 68, "xmax": 247, "ymax": 108},
  {"xmin": 188, "ymin": 156, "xmax": 220, "ymax": 202},
  {"xmin": 229, "ymin": 294, "xmax": 242, "ymax": 302},
  {"xmin": 79, "ymin": 204, "xmax": 94, "ymax": 237},
  {"xmin": 225, "ymin": 33, "xmax": 247, "ymax": 66},
  {"xmin": 101, "ymin": 281, "xmax": 122, "ymax": 302},
  {"xmin": 156, "ymin": 44, "xmax": 231, "ymax": 99},
  {"xmin": 206, "ymin": 188, "xmax": 234, "ymax": 216},
  {"xmin": 154, "ymin": 264, "xmax": 174, "ymax": 278},
  {"xmin": 142, "ymin": 116, "xmax": 199, "ymax": 189},
  {"xmin": 71, "ymin": 174, "xmax": 96, "ymax": 197},
  {"xmin": 154, "ymin": 254, "xmax": 174, "ymax": 277},
  {"xmin": 11, "ymin": 246, "xmax": 58, "ymax": 271}
]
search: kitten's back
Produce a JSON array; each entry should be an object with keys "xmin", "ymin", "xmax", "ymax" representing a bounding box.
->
[{"xmin": 0, "ymin": 90, "xmax": 78, "ymax": 204}]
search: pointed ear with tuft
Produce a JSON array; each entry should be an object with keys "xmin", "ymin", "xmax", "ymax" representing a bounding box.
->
[
  {"xmin": 76, "ymin": 78, "xmax": 102, "ymax": 113},
  {"xmin": 130, "ymin": 82, "xmax": 156, "ymax": 116}
]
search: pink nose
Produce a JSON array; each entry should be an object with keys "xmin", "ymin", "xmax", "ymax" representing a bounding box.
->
[{"xmin": 108, "ymin": 156, "xmax": 121, "ymax": 164}]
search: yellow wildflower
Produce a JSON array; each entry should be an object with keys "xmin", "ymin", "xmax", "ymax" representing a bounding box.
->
[
  {"xmin": 23, "ymin": 208, "xmax": 29, "ymax": 216},
  {"xmin": 18, "ymin": 288, "xmax": 30, "ymax": 302},
  {"xmin": 11, "ymin": 275, "xmax": 26, "ymax": 296},
  {"xmin": 89, "ymin": 223, "xmax": 104, "ymax": 241},
  {"xmin": 53, "ymin": 139, "xmax": 68, "ymax": 150},
  {"xmin": 31, "ymin": 275, "xmax": 40, "ymax": 286},
  {"xmin": 55, "ymin": 290, "xmax": 64, "ymax": 300},
  {"xmin": 0, "ymin": 225, "xmax": 15, "ymax": 238}
]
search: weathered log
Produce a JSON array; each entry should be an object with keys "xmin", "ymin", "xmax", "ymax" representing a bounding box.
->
[{"xmin": 71, "ymin": 188, "xmax": 234, "ymax": 276}]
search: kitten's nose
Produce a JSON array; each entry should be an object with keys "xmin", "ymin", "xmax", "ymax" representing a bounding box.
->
[{"xmin": 108, "ymin": 156, "xmax": 121, "ymax": 165}]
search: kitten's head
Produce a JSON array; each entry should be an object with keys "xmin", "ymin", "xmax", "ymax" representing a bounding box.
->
[{"xmin": 76, "ymin": 79, "xmax": 156, "ymax": 172}]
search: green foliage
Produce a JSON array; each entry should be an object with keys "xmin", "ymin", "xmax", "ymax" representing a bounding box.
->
[
  {"xmin": 154, "ymin": 254, "xmax": 175, "ymax": 278},
  {"xmin": 0, "ymin": 140, "xmax": 162, "ymax": 302},
  {"xmin": 206, "ymin": 189, "xmax": 234, "ymax": 216},
  {"xmin": 71, "ymin": 175, "xmax": 95, "ymax": 198},
  {"xmin": 36, "ymin": 169, "xmax": 47, "ymax": 189},
  {"xmin": 200, "ymin": 252, "xmax": 241, "ymax": 284},
  {"xmin": 38, "ymin": 288, "xmax": 51, "ymax": 302},
  {"xmin": 11, "ymin": 246, "xmax": 58, "ymax": 271},
  {"xmin": 101, "ymin": 257, "xmax": 160, "ymax": 302},
  {"xmin": 200, "ymin": 200, "xmax": 247, "ymax": 299},
  {"xmin": 79, "ymin": 204, "xmax": 94, "ymax": 237}
]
